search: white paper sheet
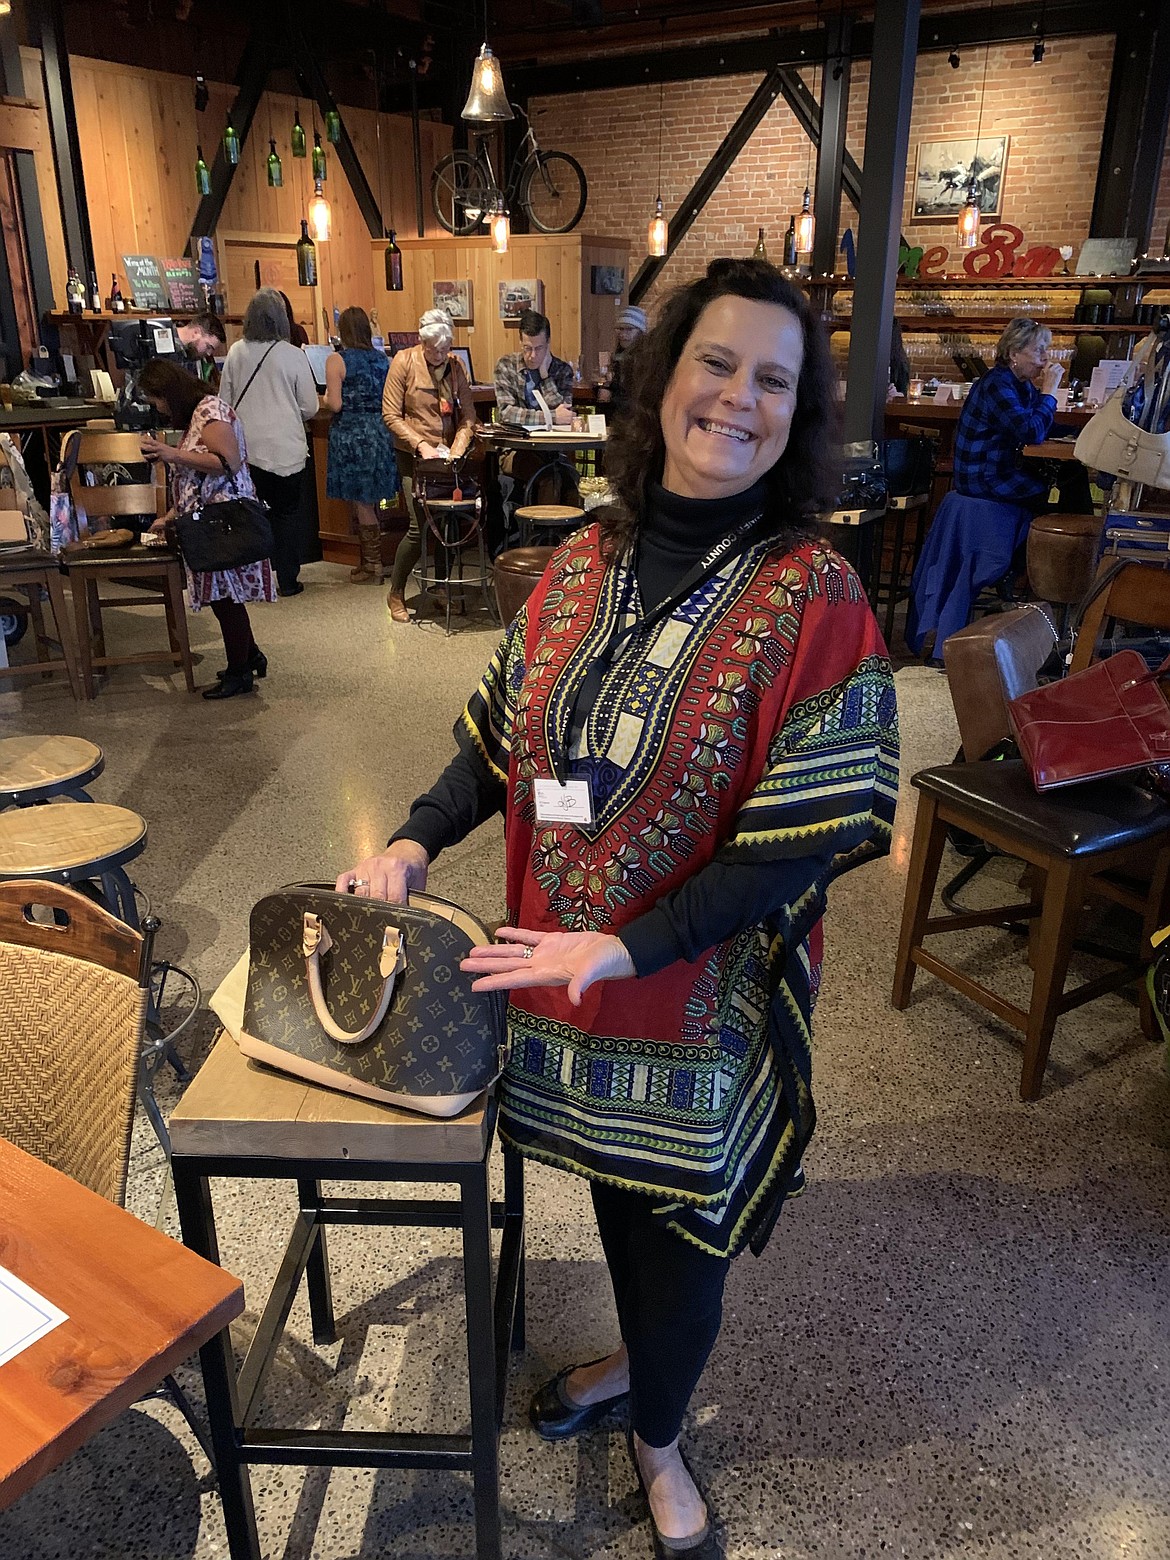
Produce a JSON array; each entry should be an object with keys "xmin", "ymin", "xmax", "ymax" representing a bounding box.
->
[{"xmin": 0, "ymin": 1264, "xmax": 68, "ymax": 1368}]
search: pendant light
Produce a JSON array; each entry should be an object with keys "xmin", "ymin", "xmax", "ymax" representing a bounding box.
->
[
  {"xmin": 490, "ymin": 195, "xmax": 510, "ymax": 254},
  {"xmin": 325, "ymin": 108, "xmax": 341, "ymax": 145},
  {"xmin": 958, "ymin": 3, "xmax": 993, "ymax": 250},
  {"xmin": 647, "ymin": 30, "xmax": 668, "ymax": 259},
  {"xmin": 195, "ymin": 144, "xmax": 211, "ymax": 195},
  {"xmin": 223, "ymin": 117, "xmax": 240, "ymax": 166},
  {"xmin": 267, "ymin": 138, "xmax": 283, "ymax": 188},
  {"xmin": 308, "ymin": 177, "xmax": 331, "ymax": 242},
  {"xmin": 795, "ymin": 9, "xmax": 819, "ymax": 257},
  {"xmin": 292, "ymin": 109, "xmax": 306, "ymax": 158},
  {"xmin": 461, "ymin": 43, "xmax": 513, "ymax": 122}
]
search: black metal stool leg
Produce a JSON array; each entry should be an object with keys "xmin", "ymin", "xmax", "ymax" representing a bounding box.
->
[
  {"xmin": 297, "ymin": 1177, "xmax": 337, "ymax": 1345},
  {"xmin": 462, "ymin": 1164, "xmax": 502, "ymax": 1560},
  {"xmin": 504, "ymin": 1147, "xmax": 525, "ymax": 1352},
  {"xmin": 172, "ymin": 1161, "xmax": 261, "ymax": 1560}
]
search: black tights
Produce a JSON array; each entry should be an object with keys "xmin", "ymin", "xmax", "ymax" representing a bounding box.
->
[
  {"xmin": 210, "ymin": 598, "xmax": 256, "ymax": 674},
  {"xmin": 590, "ymin": 1182, "xmax": 730, "ymax": 1448}
]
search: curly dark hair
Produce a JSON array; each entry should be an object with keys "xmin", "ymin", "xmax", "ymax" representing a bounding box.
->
[
  {"xmin": 601, "ymin": 258, "xmax": 839, "ymax": 559},
  {"xmin": 136, "ymin": 358, "xmax": 209, "ymax": 428}
]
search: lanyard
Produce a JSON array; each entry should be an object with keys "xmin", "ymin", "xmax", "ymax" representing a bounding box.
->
[{"xmin": 549, "ymin": 511, "xmax": 768, "ymax": 785}]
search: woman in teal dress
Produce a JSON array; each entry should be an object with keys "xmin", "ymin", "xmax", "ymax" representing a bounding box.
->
[{"xmin": 325, "ymin": 307, "xmax": 400, "ymax": 582}]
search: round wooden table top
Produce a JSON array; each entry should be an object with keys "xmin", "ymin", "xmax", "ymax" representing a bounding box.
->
[
  {"xmin": 515, "ymin": 504, "xmax": 586, "ymax": 521},
  {"xmin": 0, "ymin": 735, "xmax": 104, "ymax": 791},
  {"xmin": 0, "ymin": 802, "xmax": 145, "ymax": 874}
]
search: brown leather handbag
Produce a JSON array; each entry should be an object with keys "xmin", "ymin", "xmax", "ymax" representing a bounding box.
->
[
  {"xmin": 237, "ymin": 884, "xmax": 506, "ymax": 1115},
  {"xmin": 1008, "ymin": 650, "xmax": 1170, "ymax": 791}
]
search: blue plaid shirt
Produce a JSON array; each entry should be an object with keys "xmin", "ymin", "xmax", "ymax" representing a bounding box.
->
[{"xmin": 953, "ymin": 362, "xmax": 1056, "ymax": 503}]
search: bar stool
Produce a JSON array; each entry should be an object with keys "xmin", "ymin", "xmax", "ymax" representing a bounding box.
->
[
  {"xmin": 0, "ymin": 547, "xmax": 83, "ymax": 700},
  {"xmin": 0, "ymin": 800, "xmax": 146, "ymax": 926},
  {"xmin": 494, "ymin": 545, "xmax": 556, "ymax": 624},
  {"xmin": 170, "ymin": 1033, "xmax": 525, "ymax": 1560},
  {"xmin": 417, "ymin": 492, "xmax": 496, "ymax": 635},
  {"xmin": 0, "ymin": 734, "xmax": 104, "ymax": 807},
  {"xmin": 823, "ymin": 505, "xmax": 887, "ymax": 610},
  {"xmin": 515, "ymin": 503, "xmax": 585, "ymax": 548},
  {"xmin": 878, "ymin": 492, "xmax": 931, "ymax": 644},
  {"xmin": 1026, "ymin": 513, "xmax": 1103, "ymax": 632}
]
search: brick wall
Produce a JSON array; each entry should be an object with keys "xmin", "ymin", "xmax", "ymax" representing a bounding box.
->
[{"xmin": 530, "ymin": 33, "xmax": 1122, "ymax": 310}]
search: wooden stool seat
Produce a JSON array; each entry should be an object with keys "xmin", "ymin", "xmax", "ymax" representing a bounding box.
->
[
  {"xmin": 0, "ymin": 735, "xmax": 104, "ymax": 806},
  {"xmin": 892, "ymin": 760, "xmax": 1170, "ymax": 1099},
  {"xmin": 0, "ymin": 801, "xmax": 145, "ymax": 876},
  {"xmin": 513, "ymin": 504, "xmax": 585, "ymax": 523},
  {"xmin": 423, "ymin": 497, "xmax": 480, "ymax": 511},
  {"xmin": 170, "ymin": 1032, "xmax": 491, "ymax": 1163},
  {"xmin": 170, "ymin": 1032, "xmax": 524, "ymax": 1560}
]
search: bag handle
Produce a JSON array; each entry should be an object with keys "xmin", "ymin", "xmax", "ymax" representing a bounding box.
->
[{"xmin": 301, "ymin": 911, "xmax": 406, "ymax": 1045}]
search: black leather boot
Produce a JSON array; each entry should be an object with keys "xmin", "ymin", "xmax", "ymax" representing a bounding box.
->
[{"xmin": 203, "ymin": 669, "xmax": 255, "ymax": 700}]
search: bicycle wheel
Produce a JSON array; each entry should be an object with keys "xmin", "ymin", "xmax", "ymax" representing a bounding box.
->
[
  {"xmin": 521, "ymin": 150, "xmax": 588, "ymax": 234},
  {"xmin": 431, "ymin": 151, "xmax": 492, "ymax": 235}
]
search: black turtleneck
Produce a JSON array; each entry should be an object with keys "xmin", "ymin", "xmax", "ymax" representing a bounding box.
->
[{"xmin": 392, "ymin": 480, "xmax": 836, "ymax": 976}]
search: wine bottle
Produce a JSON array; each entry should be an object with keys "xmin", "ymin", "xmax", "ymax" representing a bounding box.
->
[
  {"xmin": 66, "ymin": 268, "xmax": 84, "ymax": 315},
  {"xmin": 195, "ymin": 145, "xmax": 211, "ymax": 196},
  {"xmin": 223, "ymin": 118, "xmax": 240, "ymax": 166},
  {"xmin": 384, "ymin": 230, "xmax": 403, "ymax": 291},
  {"xmin": 325, "ymin": 108, "xmax": 341, "ymax": 145},
  {"xmin": 296, "ymin": 220, "xmax": 318, "ymax": 287},
  {"xmin": 783, "ymin": 215, "xmax": 798, "ymax": 268},
  {"xmin": 109, "ymin": 274, "xmax": 126, "ymax": 313},
  {"xmin": 89, "ymin": 269, "xmax": 102, "ymax": 311},
  {"xmin": 753, "ymin": 227, "xmax": 768, "ymax": 260},
  {"xmin": 292, "ymin": 113, "xmax": 306, "ymax": 158},
  {"xmin": 267, "ymin": 140, "xmax": 283, "ymax": 188},
  {"xmin": 312, "ymin": 130, "xmax": 326, "ymax": 182}
]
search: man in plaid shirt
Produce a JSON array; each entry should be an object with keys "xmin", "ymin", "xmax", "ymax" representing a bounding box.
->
[
  {"xmin": 493, "ymin": 309, "xmax": 575, "ymax": 428},
  {"xmin": 953, "ymin": 323, "xmax": 1062, "ymax": 504}
]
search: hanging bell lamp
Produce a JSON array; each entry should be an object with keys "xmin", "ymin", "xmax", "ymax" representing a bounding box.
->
[
  {"xmin": 462, "ymin": 43, "xmax": 514, "ymax": 122},
  {"xmin": 308, "ymin": 178, "xmax": 332, "ymax": 242}
]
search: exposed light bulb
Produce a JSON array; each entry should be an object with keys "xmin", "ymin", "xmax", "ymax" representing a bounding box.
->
[
  {"xmin": 648, "ymin": 196, "xmax": 668, "ymax": 258},
  {"xmin": 308, "ymin": 178, "xmax": 331, "ymax": 242},
  {"xmin": 957, "ymin": 183, "xmax": 981, "ymax": 249},
  {"xmin": 490, "ymin": 199, "xmax": 510, "ymax": 254},
  {"xmin": 796, "ymin": 187, "xmax": 814, "ymax": 255}
]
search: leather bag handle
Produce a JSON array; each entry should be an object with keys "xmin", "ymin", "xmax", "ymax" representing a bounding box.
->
[{"xmin": 301, "ymin": 911, "xmax": 406, "ymax": 1045}]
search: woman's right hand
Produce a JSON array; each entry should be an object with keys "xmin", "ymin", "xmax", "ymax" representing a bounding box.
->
[
  {"xmin": 416, "ymin": 441, "xmax": 441, "ymax": 461},
  {"xmin": 334, "ymin": 840, "xmax": 430, "ymax": 903},
  {"xmin": 1039, "ymin": 362, "xmax": 1064, "ymax": 398}
]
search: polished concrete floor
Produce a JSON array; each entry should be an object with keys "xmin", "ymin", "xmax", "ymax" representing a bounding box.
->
[{"xmin": 2, "ymin": 565, "xmax": 1169, "ymax": 1560}]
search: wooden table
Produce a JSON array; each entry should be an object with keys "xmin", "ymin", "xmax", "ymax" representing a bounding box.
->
[{"xmin": 0, "ymin": 1137, "xmax": 243, "ymax": 1508}]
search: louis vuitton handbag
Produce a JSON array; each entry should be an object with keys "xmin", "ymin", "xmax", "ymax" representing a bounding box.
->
[{"xmin": 236, "ymin": 884, "xmax": 506, "ymax": 1116}]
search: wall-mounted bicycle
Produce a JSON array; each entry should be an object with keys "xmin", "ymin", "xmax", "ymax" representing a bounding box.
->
[{"xmin": 431, "ymin": 104, "xmax": 588, "ymax": 236}]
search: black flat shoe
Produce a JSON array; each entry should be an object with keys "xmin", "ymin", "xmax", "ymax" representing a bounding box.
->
[
  {"xmin": 203, "ymin": 671, "xmax": 255, "ymax": 700},
  {"xmin": 529, "ymin": 1360, "xmax": 629, "ymax": 1442},
  {"xmin": 217, "ymin": 647, "xmax": 267, "ymax": 680},
  {"xmin": 277, "ymin": 581, "xmax": 304, "ymax": 597},
  {"xmin": 627, "ymin": 1427, "xmax": 722, "ymax": 1560}
]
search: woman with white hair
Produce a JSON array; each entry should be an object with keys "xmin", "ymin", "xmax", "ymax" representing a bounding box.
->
[
  {"xmin": 381, "ymin": 308, "xmax": 479, "ymax": 622},
  {"xmin": 220, "ymin": 287, "xmax": 319, "ymax": 597}
]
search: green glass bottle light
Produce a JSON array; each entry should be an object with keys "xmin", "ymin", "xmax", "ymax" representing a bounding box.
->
[
  {"xmin": 267, "ymin": 139, "xmax": 283, "ymax": 188},
  {"xmin": 296, "ymin": 219, "xmax": 318, "ymax": 287},
  {"xmin": 312, "ymin": 130, "xmax": 326, "ymax": 182},
  {"xmin": 384, "ymin": 230, "xmax": 403, "ymax": 291},
  {"xmin": 291, "ymin": 112, "xmax": 306, "ymax": 158},
  {"xmin": 223, "ymin": 118, "xmax": 240, "ymax": 166},
  {"xmin": 195, "ymin": 144, "xmax": 211, "ymax": 196},
  {"xmin": 325, "ymin": 108, "xmax": 341, "ymax": 145}
]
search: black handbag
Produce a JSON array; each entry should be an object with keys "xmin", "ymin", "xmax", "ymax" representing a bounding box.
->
[
  {"xmin": 172, "ymin": 497, "xmax": 274, "ymax": 573},
  {"xmin": 237, "ymin": 884, "xmax": 507, "ymax": 1115}
]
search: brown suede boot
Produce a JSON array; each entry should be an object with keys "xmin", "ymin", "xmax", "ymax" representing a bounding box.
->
[
  {"xmin": 350, "ymin": 524, "xmax": 382, "ymax": 582},
  {"xmin": 386, "ymin": 588, "xmax": 410, "ymax": 622}
]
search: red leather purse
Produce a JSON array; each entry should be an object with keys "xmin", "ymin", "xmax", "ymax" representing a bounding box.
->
[{"xmin": 1008, "ymin": 649, "xmax": 1170, "ymax": 791}]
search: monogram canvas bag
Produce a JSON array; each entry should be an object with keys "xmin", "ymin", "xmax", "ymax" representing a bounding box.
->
[{"xmin": 236, "ymin": 884, "xmax": 506, "ymax": 1116}]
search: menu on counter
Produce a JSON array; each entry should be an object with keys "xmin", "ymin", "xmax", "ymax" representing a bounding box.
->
[
  {"xmin": 162, "ymin": 258, "xmax": 200, "ymax": 312},
  {"xmin": 121, "ymin": 254, "xmax": 168, "ymax": 310},
  {"xmin": 0, "ymin": 1263, "xmax": 68, "ymax": 1368}
]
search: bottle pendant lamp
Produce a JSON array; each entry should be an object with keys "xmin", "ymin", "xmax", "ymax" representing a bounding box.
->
[
  {"xmin": 308, "ymin": 178, "xmax": 331, "ymax": 242},
  {"xmin": 959, "ymin": 2, "xmax": 993, "ymax": 250}
]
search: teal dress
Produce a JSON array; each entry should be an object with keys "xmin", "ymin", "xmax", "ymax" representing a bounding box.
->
[{"xmin": 326, "ymin": 347, "xmax": 399, "ymax": 505}]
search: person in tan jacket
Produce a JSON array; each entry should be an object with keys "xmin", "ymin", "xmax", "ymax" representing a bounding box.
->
[{"xmin": 382, "ymin": 309, "xmax": 478, "ymax": 621}]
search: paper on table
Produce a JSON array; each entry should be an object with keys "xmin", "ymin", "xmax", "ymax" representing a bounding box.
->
[{"xmin": 0, "ymin": 1263, "xmax": 68, "ymax": 1368}]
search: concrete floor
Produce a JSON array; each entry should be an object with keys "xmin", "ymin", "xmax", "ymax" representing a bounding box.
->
[{"xmin": 1, "ymin": 565, "xmax": 1168, "ymax": 1560}]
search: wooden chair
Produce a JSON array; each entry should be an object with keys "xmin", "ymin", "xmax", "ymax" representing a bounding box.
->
[
  {"xmin": 0, "ymin": 877, "xmax": 212, "ymax": 1457},
  {"xmin": 894, "ymin": 563, "xmax": 1170, "ymax": 1099},
  {"xmin": 0, "ymin": 546, "xmax": 83, "ymax": 700},
  {"xmin": 62, "ymin": 430, "xmax": 195, "ymax": 698}
]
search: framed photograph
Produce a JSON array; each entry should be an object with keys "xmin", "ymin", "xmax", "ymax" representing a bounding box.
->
[
  {"xmin": 432, "ymin": 278, "xmax": 473, "ymax": 324},
  {"xmin": 913, "ymin": 135, "xmax": 1009, "ymax": 220},
  {"xmin": 498, "ymin": 278, "xmax": 543, "ymax": 323},
  {"xmin": 590, "ymin": 265, "xmax": 626, "ymax": 296}
]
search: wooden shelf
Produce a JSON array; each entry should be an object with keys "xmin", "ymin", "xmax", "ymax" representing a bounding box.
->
[
  {"xmin": 826, "ymin": 316, "xmax": 1141, "ymax": 333},
  {"xmin": 810, "ymin": 274, "xmax": 1142, "ymax": 289}
]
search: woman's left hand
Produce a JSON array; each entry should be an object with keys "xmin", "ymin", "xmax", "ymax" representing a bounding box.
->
[
  {"xmin": 140, "ymin": 436, "xmax": 175, "ymax": 464},
  {"xmin": 461, "ymin": 927, "xmax": 635, "ymax": 1004}
]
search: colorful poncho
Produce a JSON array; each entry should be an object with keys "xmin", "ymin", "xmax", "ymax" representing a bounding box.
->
[{"xmin": 459, "ymin": 521, "xmax": 899, "ymax": 1257}]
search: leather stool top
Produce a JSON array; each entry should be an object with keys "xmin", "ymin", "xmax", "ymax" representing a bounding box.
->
[
  {"xmin": 170, "ymin": 1033, "xmax": 490, "ymax": 1164},
  {"xmin": 1028, "ymin": 513, "xmax": 1102, "ymax": 537},
  {"xmin": 0, "ymin": 735, "xmax": 103, "ymax": 793},
  {"xmin": 495, "ymin": 546, "xmax": 557, "ymax": 576},
  {"xmin": 913, "ymin": 760, "xmax": 1170, "ymax": 858},
  {"xmin": 0, "ymin": 801, "xmax": 146, "ymax": 874}
]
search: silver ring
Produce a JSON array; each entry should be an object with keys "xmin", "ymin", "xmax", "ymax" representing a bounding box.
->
[
  {"xmin": 522, "ymin": 945, "xmax": 534, "ymax": 959},
  {"xmin": 352, "ymin": 878, "xmax": 367, "ymax": 887}
]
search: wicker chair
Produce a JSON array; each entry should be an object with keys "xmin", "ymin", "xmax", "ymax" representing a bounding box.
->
[{"xmin": 0, "ymin": 878, "xmax": 212, "ymax": 1456}]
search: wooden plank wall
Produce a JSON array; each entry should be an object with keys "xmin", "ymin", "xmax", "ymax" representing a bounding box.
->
[
  {"xmin": 369, "ymin": 233, "xmax": 632, "ymax": 383},
  {"xmin": 16, "ymin": 49, "xmax": 451, "ymax": 337}
]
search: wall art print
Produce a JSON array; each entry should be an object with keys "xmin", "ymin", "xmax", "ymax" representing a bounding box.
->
[
  {"xmin": 498, "ymin": 279, "xmax": 543, "ymax": 323},
  {"xmin": 913, "ymin": 135, "xmax": 1008, "ymax": 220},
  {"xmin": 432, "ymin": 279, "xmax": 473, "ymax": 324}
]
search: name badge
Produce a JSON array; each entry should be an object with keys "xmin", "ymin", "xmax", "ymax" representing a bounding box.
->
[{"xmin": 534, "ymin": 778, "xmax": 594, "ymax": 825}]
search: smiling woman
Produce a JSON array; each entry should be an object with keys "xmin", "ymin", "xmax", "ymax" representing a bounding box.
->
[{"xmin": 338, "ymin": 258, "xmax": 898, "ymax": 1560}]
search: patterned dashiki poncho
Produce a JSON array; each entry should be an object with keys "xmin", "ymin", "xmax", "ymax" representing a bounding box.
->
[{"xmin": 459, "ymin": 519, "xmax": 899, "ymax": 1258}]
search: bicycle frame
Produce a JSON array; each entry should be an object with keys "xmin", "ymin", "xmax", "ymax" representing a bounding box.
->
[{"xmin": 467, "ymin": 112, "xmax": 540, "ymax": 209}]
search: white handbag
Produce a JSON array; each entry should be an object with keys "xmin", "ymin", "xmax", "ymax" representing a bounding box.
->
[{"xmin": 1075, "ymin": 390, "xmax": 1170, "ymax": 487}]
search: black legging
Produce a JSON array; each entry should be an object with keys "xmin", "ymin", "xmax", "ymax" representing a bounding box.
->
[
  {"xmin": 210, "ymin": 598, "xmax": 256, "ymax": 674},
  {"xmin": 590, "ymin": 1182, "xmax": 730, "ymax": 1448}
]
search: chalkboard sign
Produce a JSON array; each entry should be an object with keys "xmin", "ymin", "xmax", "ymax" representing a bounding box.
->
[
  {"xmin": 1074, "ymin": 237, "xmax": 1136, "ymax": 278},
  {"xmin": 162, "ymin": 257, "xmax": 200, "ymax": 312},
  {"xmin": 121, "ymin": 254, "xmax": 168, "ymax": 309}
]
